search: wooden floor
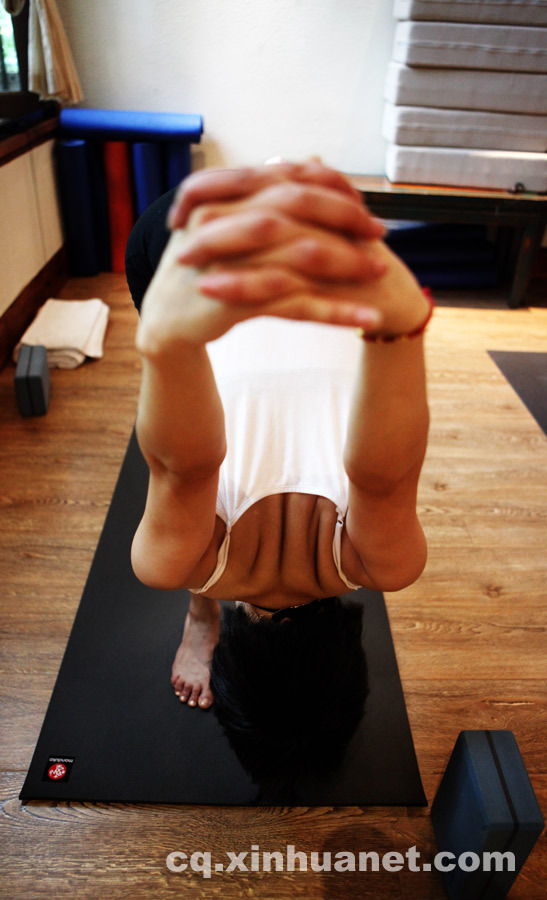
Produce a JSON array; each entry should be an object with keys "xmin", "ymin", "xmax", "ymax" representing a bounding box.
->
[{"xmin": 1, "ymin": 274, "xmax": 545, "ymax": 899}]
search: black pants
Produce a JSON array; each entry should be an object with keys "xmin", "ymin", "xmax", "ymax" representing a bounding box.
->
[{"xmin": 124, "ymin": 187, "xmax": 177, "ymax": 312}]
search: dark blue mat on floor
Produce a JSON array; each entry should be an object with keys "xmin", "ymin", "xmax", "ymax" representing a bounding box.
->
[
  {"xmin": 489, "ymin": 351, "xmax": 547, "ymax": 436},
  {"xmin": 20, "ymin": 432, "xmax": 426, "ymax": 807}
]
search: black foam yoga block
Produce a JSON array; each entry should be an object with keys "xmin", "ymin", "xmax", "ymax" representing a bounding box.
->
[
  {"xmin": 14, "ymin": 344, "xmax": 33, "ymax": 417},
  {"xmin": 431, "ymin": 730, "xmax": 544, "ymax": 900},
  {"xmin": 14, "ymin": 345, "xmax": 50, "ymax": 416}
]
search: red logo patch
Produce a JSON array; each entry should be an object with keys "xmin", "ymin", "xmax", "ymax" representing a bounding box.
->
[{"xmin": 48, "ymin": 763, "xmax": 67, "ymax": 780}]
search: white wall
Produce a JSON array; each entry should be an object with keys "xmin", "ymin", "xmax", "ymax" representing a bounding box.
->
[{"xmin": 56, "ymin": 0, "xmax": 395, "ymax": 176}]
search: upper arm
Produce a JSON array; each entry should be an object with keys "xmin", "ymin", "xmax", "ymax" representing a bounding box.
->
[
  {"xmin": 131, "ymin": 460, "xmax": 220, "ymax": 590},
  {"xmin": 343, "ymin": 470, "xmax": 427, "ymax": 592}
]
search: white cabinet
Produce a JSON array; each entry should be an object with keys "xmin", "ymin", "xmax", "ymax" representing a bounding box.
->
[
  {"xmin": 0, "ymin": 139, "xmax": 63, "ymax": 317},
  {"xmin": 32, "ymin": 140, "xmax": 64, "ymax": 265}
]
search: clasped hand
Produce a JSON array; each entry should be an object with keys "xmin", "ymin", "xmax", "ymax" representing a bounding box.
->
[{"xmin": 138, "ymin": 160, "xmax": 426, "ymax": 349}]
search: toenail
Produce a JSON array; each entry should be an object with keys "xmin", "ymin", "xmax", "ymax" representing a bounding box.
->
[{"xmin": 189, "ymin": 700, "xmax": 196, "ymax": 706}]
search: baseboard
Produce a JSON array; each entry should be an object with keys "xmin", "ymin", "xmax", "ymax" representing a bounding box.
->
[{"xmin": 0, "ymin": 247, "xmax": 67, "ymax": 372}]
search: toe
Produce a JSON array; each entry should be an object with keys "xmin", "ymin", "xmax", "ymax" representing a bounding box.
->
[
  {"xmin": 179, "ymin": 683, "xmax": 190, "ymax": 702},
  {"xmin": 187, "ymin": 685, "xmax": 201, "ymax": 707},
  {"xmin": 198, "ymin": 688, "xmax": 213, "ymax": 709},
  {"xmin": 172, "ymin": 675, "xmax": 183, "ymax": 694}
]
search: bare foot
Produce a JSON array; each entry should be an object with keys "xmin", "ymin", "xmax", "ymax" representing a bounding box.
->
[{"xmin": 171, "ymin": 595, "xmax": 220, "ymax": 709}]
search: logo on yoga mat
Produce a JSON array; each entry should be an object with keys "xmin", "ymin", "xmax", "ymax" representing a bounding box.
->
[{"xmin": 42, "ymin": 756, "xmax": 74, "ymax": 782}]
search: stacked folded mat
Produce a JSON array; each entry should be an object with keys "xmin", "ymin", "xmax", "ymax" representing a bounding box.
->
[
  {"xmin": 56, "ymin": 109, "xmax": 203, "ymax": 276},
  {"xmin": 383, "ymin": 0, "xmax": 547, "ymax": 191}
]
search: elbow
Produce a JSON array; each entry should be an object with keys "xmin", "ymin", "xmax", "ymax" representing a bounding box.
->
[
  {"xmin": 131, "ymin": 559, "xmax": 184, "ymax": 592},
  {"xmin": 371, "ymin": 560, "xmax": 426, "ymax": 593},
  {"xmin": 364, "ymin": 532, "xmax": 428, "ymax": 593},
  {"xmin": 376, "ymin": 558, "xmax": 426, "ymax": 592},
  {"xmin": 130, "ymin": 545, "xmax": 158, "ymax": 589},
  {"xmin": 131, "ymin": 533, "xmax": 184, "ymax": 592},
  {"xmin": 382, "ymin": 543, "xmax": 428, "ymax": 592}
]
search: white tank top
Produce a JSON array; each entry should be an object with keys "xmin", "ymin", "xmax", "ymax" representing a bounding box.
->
[{"xmin": 193, "ymin": 317, "xmax": 362, "ymax": 593}]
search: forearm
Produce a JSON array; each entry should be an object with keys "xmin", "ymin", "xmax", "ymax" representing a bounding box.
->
[
  {"xmin": 344, "ymin": 248, "xmax": 430, "ymax": 490},
  {"xmin": 136, "ymin": 343, "xmax": 226, "ymax": 477},
  {"xmin": 135, "ymin": 235, "xmax": 227, "ymax": 477},
  {"xmin": 344, "ymin": 338, "xmax": 429, "ymax": 491}
]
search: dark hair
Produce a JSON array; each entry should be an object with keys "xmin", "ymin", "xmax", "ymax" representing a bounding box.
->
[{"xmin": 210, "ymin": 596, "xmax": 368, "ymax": 801}]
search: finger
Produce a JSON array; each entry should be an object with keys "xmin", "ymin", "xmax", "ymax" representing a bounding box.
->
[
  {"xmin": 292, "ymin": 159, "xmax": 362, "ymax": 202},
  {"xmin": 265, "ymin": 157, "xmax": 363, "ymax": 204},
  {"xmin": 167, "ymin": 160, "xmax": 367, "ymax": 230},
  {"xmin": 178, "ymin": 208, "xmax": 300, "ymax": 266},
  {"xmin": 248, "ymin": 236, "xmax": 387, "ymax": 282},
  {"xmin": 168, "ymin": 164, "xmax": 302, "ymax": 229},
  {"xmin": 181, "ymin": 185, "xmax": 384, "ymax": 243},
  {"xmin": 245, "ymin": 182, "xmax": 384, "ymax": 239},
  {"xmin": 179, "ymin": 206, "xmax": 387, "ymax": 281},
  {"xmin": 256, "ymin": 293, "xmax": 383, "ymax": 330},
  {"xmin": 198, "ymin": 266, "xmax": 311, "ymax": 303}
]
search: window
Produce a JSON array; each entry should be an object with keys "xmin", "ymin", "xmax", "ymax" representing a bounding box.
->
[
  {"xmin": 0, "ymin": 3, "xmax": 35, "ymax": 118},
  {"xmin": 0, "ymin": 7, "xmax": 21, "ymax": 92}
]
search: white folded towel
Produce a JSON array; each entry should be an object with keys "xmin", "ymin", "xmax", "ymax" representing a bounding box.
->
[{"xmin": 14, "ymin": 298, "xmax": 110, "ymax": 369}]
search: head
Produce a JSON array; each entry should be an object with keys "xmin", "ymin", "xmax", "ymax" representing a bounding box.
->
[{"xmin": 210, "ymin": 596, "xmax": 368, "ymax": 801}]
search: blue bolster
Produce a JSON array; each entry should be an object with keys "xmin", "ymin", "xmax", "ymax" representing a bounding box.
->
[{"xmin": 59, "ymin": 109, "xmax": 203, "ymax": 143}]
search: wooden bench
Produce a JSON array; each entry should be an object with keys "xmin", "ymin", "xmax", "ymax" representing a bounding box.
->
[{"xmin": 351, "ymin": 175, "xmax": 546, "ymax": 308}]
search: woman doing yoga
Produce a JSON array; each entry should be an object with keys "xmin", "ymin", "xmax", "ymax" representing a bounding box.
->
[{"xmin": 131, "ymin": 160, "xmax": 431, "ymax": 716}]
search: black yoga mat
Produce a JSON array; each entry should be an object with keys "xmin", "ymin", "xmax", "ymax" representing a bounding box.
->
[
  {"xmin": 20, "ymin": 433, "xmax": 426, "ymax": 806},
  {"xmin": 488, "ymin": 351, "xmax": 547, "ymax": 437}
]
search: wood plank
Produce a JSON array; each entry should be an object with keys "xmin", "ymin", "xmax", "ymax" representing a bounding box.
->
[
  {"xmin": 1, "ymin": 765, "xmax": 545, "ymax": 899},
  {"xmin": 0, "ymin": 276, "xmax": 545, "ymax": 899},
  {"xmin": 350, "ymin": 174, "xmax": 547, "ymax": 205}
]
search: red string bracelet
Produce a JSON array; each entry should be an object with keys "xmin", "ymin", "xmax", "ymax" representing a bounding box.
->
[{"xmin": 356, "ymin": 288, "xmax": 435, "ymax": 344}]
